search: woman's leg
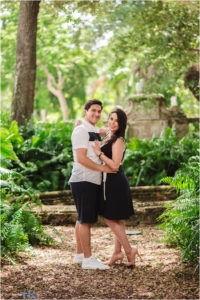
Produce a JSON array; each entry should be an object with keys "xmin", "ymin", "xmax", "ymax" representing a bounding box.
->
[
  {"xmin": 113, "ymin": 220, "xmax": 126, "ymax": 254},
  {"xmin": 104, "ymin": 234, "xmax": 123, "ymax": 265},
  {"xmin": 104, "ymin": 218, "xmax": 132, "ymax": 262},
  {"xmin": 114, "ymin": 234, "xmax": 122, "ymax": 254}
]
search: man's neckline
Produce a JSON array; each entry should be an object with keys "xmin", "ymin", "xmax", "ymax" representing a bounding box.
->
[{"xmin": 83, "ymin": 119, "xmax": 97, "ymax": 128}]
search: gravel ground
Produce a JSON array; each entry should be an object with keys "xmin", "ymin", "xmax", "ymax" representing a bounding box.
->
[{"xmin": 1, "ymin": 225, "xmax": 199, "ymax": 300}]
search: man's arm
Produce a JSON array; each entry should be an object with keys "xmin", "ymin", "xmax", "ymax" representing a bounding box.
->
[
  {"xmin": 74, "ymin": 120, "xmax": 108, "ymax": 138},
  {"xmin": 76, "ymin": 148, "xmax": 115, "ymax": 173}
]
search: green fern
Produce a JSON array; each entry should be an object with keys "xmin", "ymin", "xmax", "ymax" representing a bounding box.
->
[
  {"xmin": 0, "ymin": 131, "xmax": 57, "ymax": 263},
  {"xmin": 158, "ymin": 156, "xmax": 199, "ymax": 264},
  {"xmin": 160, "ymin": 176, "xmax": 173, "ymax": 185}
]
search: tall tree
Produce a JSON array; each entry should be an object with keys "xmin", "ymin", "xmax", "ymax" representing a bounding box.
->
[
  {"xmin": 39, "ymin": 62, "xmax": 68, "ymax": 121},
  {"xmin": 11, "ymin": 1, "xmax": 40, "ymax": 125}
]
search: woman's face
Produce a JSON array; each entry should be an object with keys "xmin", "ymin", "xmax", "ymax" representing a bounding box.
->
[{"xmin": 108, "ymin": 113, "xmax": 119, "ymax": 134}]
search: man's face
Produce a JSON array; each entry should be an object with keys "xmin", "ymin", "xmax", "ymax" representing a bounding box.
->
[{"xmin": 84, "ymin": 104, "xmax": 102, "ymax": 126}]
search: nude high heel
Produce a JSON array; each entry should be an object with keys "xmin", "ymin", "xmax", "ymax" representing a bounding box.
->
[
  {"xmin": 105, "ymin": 252, "xmax": 124, "ymax": 266},
  {"xmin": 126, "ymin": 247, "xmax": 142, "ymax": 267}
]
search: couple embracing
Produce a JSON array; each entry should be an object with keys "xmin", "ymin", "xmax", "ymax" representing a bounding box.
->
[{"xmin": 69, "ymin": 99, "xmax": 141, "ymax": 270}]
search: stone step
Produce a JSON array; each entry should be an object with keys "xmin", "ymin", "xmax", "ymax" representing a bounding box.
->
[
  {"xmin": 18, "ymin": 185, "xmax": 176, "ymax": 205},
  {"xmin": 29, "ymin": 201, "xmax": 171, "ymax": 226},
  {"xmin": 130, "ymin": 185, "xmax": 177, "ymax": 202},
  {"xmin": 133, "ymin": 200, "xmax": 172, "ymax": 207},
  {"xmin": 10, "ymin": 186, "xmax": 177, "ymax": 205}
]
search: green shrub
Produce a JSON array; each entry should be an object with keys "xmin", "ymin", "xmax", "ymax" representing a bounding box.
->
[
  {"xmin": 4, "ymin": 121, "xmax": 199, "ymax": 191},
  {"xmin": 0, "ymin": 131, "xmax": 55, "ymax": 264},
  {"xmin": 158, "ymin": 155, "xmax": 199, "ymax": 264},
  {"xmin": 1, "ymin": 198, "xmax": 55, "ymax": 264},
  {"xmin": 123, "ymin": 127, "xmax": 198, "ymax": 186},
  {"xmin": 7, "ymin": 121, "xmax": 74, "ymax": 192},
  {"xmin": 0, "ymin": 108, "xmax": 11, "ymax": 129}
]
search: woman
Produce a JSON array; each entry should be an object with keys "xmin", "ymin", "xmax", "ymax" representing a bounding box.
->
[{"xmin": 92, "ymin": 108, "xmax": 142, "ymax": 266}]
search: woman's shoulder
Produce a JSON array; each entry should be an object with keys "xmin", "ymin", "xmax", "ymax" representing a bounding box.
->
[
  {"xmin": 112, "ymin": 136, "xmax": 126, "ymax": 148},
  {"xmin": 116, "ymin": 136, "xmax": 125, "ymax": 143}
]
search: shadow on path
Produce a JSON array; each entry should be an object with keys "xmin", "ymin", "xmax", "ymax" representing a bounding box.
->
[{"xmin": 1, "ymin": 226, "xmax": 198, "ymax": 299}]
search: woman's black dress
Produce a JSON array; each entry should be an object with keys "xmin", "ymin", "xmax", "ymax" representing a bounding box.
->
[{"xmin": 99, "ymin": 139, "xmax": 134, "ymax": 220}]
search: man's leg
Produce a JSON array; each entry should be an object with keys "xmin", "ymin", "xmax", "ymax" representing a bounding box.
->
[
  {"xmin": 75, "ymin": 220, "xmax": 83, "ymax": 254},
  {"xmin": 79, "ymin": 222, "xmax": 91, "ymax": 258},
  {"xmin": 80, "ymin": 222, "xmax": 109, "ymax": 270}
]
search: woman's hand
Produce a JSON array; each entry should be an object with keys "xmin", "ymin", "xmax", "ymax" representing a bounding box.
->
[
  {"xmin": 74, "ymin": 119, "xmax": 82, "ymax": 127},
  {"xmin": 100, "ymin": 128, "xmax": 109, "ymax": 137},
  {"xmin": 92, "ymin": 140, "xmax": 101, "ymax": 156}
]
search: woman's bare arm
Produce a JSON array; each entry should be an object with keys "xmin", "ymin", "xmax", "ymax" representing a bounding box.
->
[
  {"xmin": 92, "ymin": 138, "xmax": 124, "ymax": 171},
  {"xmin": 76, "ymin": 148, "xmax": 116, "ymax": 173}
]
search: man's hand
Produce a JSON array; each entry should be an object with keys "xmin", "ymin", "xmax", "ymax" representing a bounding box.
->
[{"xmin": 101, "ymin": 165, "xmax": 118, "ymax": 173}]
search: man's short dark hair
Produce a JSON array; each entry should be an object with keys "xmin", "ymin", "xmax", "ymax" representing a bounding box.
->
[{"xmin": 84, "ymin": 99, "xmax": 103, "ymax": 111}]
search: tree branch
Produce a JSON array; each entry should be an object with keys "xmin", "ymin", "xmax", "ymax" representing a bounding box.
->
[{"xmin": 168, "ymin": 44, "xmax": 200, "ymax": 52}]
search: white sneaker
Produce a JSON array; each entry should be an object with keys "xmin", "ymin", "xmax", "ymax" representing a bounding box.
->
[
  {"xmin": 73, "ymin": 253, "xmax": 84, "ymax": 264},
  {"xmin": 82, "ymin": 256, "xmax": 110, "ymax": 270}
]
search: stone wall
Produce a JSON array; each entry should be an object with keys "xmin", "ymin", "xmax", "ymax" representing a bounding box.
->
[{"xmin": 125, "ymin": 94, "xmax": 191, "ymax": 140}]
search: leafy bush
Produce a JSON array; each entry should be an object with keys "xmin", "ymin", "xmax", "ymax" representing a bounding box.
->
[
  {"xmin": 123, "ymin": 127, "xmax": 198, "ymax": 186},
  {"xmin": 0, "ymin": 130, "xmax": 55, "ymax": 264},
  {"xmin": 4, "ymin": 121, "xmax": 199, "ymax": 191},
  {"xmin": 158, "ymin": 155, "xmax": 199, "ymax": 264},
  {"xmin": 1, "ymin": 197, "xmax": 55, "ymax": 264},
  {"xmin": 7, "ymin": 120, "xmax": 74, "ymax": 192}
]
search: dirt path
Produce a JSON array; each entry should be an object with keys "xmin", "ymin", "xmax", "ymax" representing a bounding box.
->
[{"xmin": 1, "ymin": 225, "xmax": 199, "ymax": 299}]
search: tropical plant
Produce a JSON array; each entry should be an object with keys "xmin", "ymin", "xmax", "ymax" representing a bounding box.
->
[
  {"xmin": 8, "ymin": 120, "xmax": 74, "ymax": 192},
  {"xmin": 123, "ymin": 127, "xmax": 199, "ymax": 186},
  {"xmin": 158, "ymin": 155, "xmax": 199, "ymax": 264},
  {"xmin": 0, "ymin": 129, "xmax": 56, "ymax": 264}
]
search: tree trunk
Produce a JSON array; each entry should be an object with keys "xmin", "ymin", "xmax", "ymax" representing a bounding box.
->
[
  {"xmin": 11, "ymin": 1, "xmax": 40, "ymax": 125},
  {"xmin": 184, "ymin": 63, "xmax": 199, "ymax": 101},
  {"xmin": 38, "ymin": 62, "xmax": 68, "ymax": 121},
  {"xmin": 88, "ymin": 76, "xmax": 105, "ymax": 98},
  {"xmin": 56, "ymin": 90, "xmax": 68, "ymax": 121}
]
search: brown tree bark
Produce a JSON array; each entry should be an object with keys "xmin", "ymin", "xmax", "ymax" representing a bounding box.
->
[
  {"xmin": 184, "ymin": 63, "xmax": 199, "ymax": 101},
  {"xmin": 11, "ymin": 1, "xmax": 40, "ymax": 125}
]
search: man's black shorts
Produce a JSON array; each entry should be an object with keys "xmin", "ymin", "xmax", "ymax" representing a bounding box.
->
[{"xmin": 70, "ymin": 181, "xmax": 101, "ymax": 224}]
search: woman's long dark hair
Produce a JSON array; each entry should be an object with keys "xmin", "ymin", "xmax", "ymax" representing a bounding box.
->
[{"xmin": 108, "ymin": 108, "xmax": 127, "ymax": 144}]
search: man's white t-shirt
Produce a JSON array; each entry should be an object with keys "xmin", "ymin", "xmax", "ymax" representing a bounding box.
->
[{"xmin": 69, "ymin": 120, "xmax": 102, "ymax": 185}]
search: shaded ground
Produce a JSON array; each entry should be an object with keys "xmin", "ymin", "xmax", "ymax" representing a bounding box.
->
[{"xmin": 1, "ymin": 225, "xmax": 199, "ymax": 300}]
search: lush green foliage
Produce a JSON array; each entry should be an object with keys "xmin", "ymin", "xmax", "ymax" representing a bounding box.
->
[
  {"xmin": 1, "ymin": 196, "xmax": 55, "ymax": 264},
  {"xmin": 1, "ymin": 1, "xmax": 198, "ymax": 121},
  {"xmin": 123, "ymin": 127, "xmax": 199, "ymax": 186},
  {"xmin": 7, "ymin": 120, "xmax": 74, "ymax": 192},
  {"xmin": 158, "ymin": 155, "xmax": 199, "ymax": 264},
  {"xmin": 0, "ymin": 129, "xmax": 55, "ymax": 263},
  {"xmin": 5, "ymin": 120, "xmax": 198, "ymax": 190}
]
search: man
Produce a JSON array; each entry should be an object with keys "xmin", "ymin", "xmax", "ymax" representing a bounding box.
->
[{"xmin": 69, "ymin": 99, "xmax": 113, "ymax": 270}]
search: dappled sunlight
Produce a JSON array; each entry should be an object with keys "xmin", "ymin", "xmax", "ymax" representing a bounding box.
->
[{"xmin": 2, "ymin": 225, "xmax": 198, "ymax": 299}]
